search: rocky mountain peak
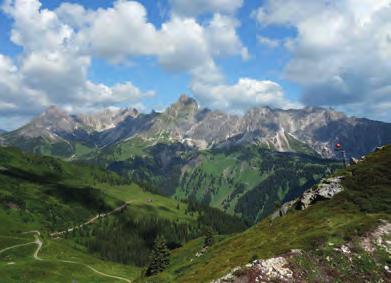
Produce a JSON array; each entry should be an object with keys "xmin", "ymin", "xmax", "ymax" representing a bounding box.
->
[
  {"xmin": 40, "ymin": 105, "xmax": 69, "ymax": 119},
  {"xmin": 77, "ymin": 107, "xmax": 140, "ymax": 132},
  {"xmin": 165, "ymin": 94, "xmax": 198, "ymax": 118},
  {"xmin": 178, "ymin": 94, "xmax": 197, "ymax": 105}
]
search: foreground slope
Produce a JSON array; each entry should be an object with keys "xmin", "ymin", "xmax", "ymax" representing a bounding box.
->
[{"xmin": 159, "ymin": 145, "xmax": 391, "ymax": 282}]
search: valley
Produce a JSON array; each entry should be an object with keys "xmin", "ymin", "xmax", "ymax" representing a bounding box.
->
[{"xmin": 0, "ymin": 146, "xmax": 246, "ymax": 282}]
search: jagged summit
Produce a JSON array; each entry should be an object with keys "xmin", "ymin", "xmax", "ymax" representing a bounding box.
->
[
  {"xmin": 178, "ymin": 94, "xmax": 197, "ymax": 105},
  {"xmin": 78, "ymin": 107, "xmax": 139, "ymax": 132},
  {"xmin": 166, "ymin": 94, "xmax": 199, "ymax": 118},
  {"xmin": 37, "ymin": 105, "xmax": 71, "ymax": 123}
]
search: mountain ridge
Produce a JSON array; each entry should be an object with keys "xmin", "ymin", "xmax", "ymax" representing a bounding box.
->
[{"xmin": 2, "ymin": 95, "xmax": 390, "ymax": 159}]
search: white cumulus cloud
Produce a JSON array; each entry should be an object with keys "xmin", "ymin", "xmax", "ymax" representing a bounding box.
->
[
  {"xmin": 191, "ymin": 78, "xmax": 300, "ymax": 113},
  {"xmin": 0, "ymin": 0, "xmax": 157, "ymax": 128},
  {"xmin": 170, "ymin": 0, "xmax": 243, "ymax": 17},
  {"xmin": 254, "ymin": 0, "xmax": 391, "ymax": 121}
]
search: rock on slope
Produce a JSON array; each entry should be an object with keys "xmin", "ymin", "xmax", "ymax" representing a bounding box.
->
[
  {"xmin": 271, "ymin": 176, "xmax": 345, "ymax": 219},
  {"xmin": 213, "ymin": 220, "xmax": 391, "ymax": 283}
]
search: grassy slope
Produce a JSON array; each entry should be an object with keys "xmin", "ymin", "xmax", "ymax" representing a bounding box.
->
[
  {"xmin": 176, "ymin": 146, "xmax": 340, "ymax": 222},
  {"xmin": 94, "ymin": 139, "xmax": 339, "ymax": 222},
  {"xmin": 157, "ymin": 145, "xmax": 391, "ymax": 282},
  {"xmin": 0, "ymin": 146, "xmax": 198, "ymax": 282}
]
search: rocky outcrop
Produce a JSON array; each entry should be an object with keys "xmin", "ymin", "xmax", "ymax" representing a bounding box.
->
[
  {"xmin": 212, "ymin": 250, "xmax": 301, "ymax": 283},
  {"xmin": 296, "ymin": 176, "xmax": 344, "ymax": 210},
  {"xmin": 271, "ymin": 176, "xmax": 344, "ymax": 220},
  {"xmin": 212, "ymin": 220, "xmax": 391, "ymax": 283},
  {"xmin": 78, "ymin": 108, "xmax": 139, "ymax": 132},
  {"xmin": 360, "ymin": 220, "xmax": 391, "ymax": 255},
  {"xmin": 270, "ymin": 200, "xmax": 297, "ymax": 220}
]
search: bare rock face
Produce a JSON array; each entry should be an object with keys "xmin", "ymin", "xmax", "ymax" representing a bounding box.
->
[
  {"xmin": 296, "ymin": 176, "xmax": 344, "ymax": 210},
  {"xmin": 212, "ymin": 250, "xmax": 301, "ymax": 283},
  {"xmin": 360, "ymin": 220, "xmax": 391, "ymax": 255},
  {"xmin": 78, "ymin": 108, "xmax": 139, "ymax": 132},
  {"xmin": 271, "ymin": 176, "xmax": 344, "ymax": 220}
]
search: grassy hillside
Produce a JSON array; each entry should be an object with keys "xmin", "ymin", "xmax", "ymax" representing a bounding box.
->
[
  {"xmin": 154, "ymin": 145, "xmax": 391, "ymax": 282},
  {"xmin": 0, "ymin": 146, "xmax": 246, "ymax": 282},
  {"xmin": 176, "ymin": 146, "xmax": 340, "ymax": 222},
  {"xmin": 98, "ymin": 140, "xmax": 340, "ymax": 222},
  {"xmin": 3, "ymin": 131, "xmax": 341, "ymax": 224}
]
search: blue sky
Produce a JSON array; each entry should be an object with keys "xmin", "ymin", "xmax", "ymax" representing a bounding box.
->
[{"xmin": 0, "ymin": 0, "xmax": 390, "ymax": 129}]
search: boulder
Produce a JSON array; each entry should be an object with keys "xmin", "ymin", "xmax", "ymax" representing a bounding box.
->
[
  {"xmin": 296, "ymin": 176, "xmax": 344, "ymax": 210},
  {"xmin": 350, "ymin": 157, "xmax": 359, "ymax": 165},
  {"xmin": 270, "ymin": 200, "xmax": 296, "ymax": 220},
  {"xmin": 270, "ymin": 176, "xmax": 344, "ymax": 219}
]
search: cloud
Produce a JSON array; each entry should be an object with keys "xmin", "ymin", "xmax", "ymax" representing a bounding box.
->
[
  {"xmin": 254, "ymin": 0, "xmax": 391, "ymax": 120},
  {"xmin": 257, "ymin": 35, "xmax": 280, "ymax": 48},
  {"xmin": 63, "ymin": 3, "xmax": 247, "ymax": 71},
  {"xmin": 170, "ymin": 0, "xmax": 243, "ymax": 17},
  {"xmin": 71, "ymin": 1, "xmax": 162, "ymax": 63},
  {"xmin": 55, "ymin": 0, "xmax": 248, "ymax": 82},
  {"xmin": 0, "ymin": 0, "xmax": 157, "ymax": 128},
  {"xmin": 3, "ymin": 0, "xmax": 72, "ymax": 52},
  {"xmin": 0, "ymin": 54, "xmax": 47, "ymax": 117},
  {"xmin": 206, "ymin": 14, "xmax": 249, "ymax": 59},
  {"xmin": 191, "ymin": 78, "xmax": 300, "ymax": 113}
]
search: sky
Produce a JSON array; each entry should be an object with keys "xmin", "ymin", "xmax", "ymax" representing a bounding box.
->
[{"xmin": 0, "ymin": 0, "xmax": 390, "ymax": 130}]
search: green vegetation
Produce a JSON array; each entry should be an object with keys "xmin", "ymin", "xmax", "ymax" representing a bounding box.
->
[
  {"xmin": 1, "ymin": 132, "xmax": 97, "ymax": 159},
  {"xmin": 146, "ymin": 235, "xmax": 171, "ymax": 276},
  {"xmin": 0, "ymin": 146, "xmax": 246, "ymax": 282},
  {"xmin": 96, "ymin": 140, "xmax": 340, "ymax": 223},
  {"xmin": 177, "ymin": 146, "xmax": 340, "ymax": 222},
  {"xmin": 154, "ymin": 145, "xmax": 391, "ymax": 282},
  {"xmin": 203, "ymin": 227, "xmax": 215, "ymax": 248}
]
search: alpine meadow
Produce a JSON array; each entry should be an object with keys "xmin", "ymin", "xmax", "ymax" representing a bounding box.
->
[{"xmin": 0, "ymin": 0, "xmax": 390, "ymax": 282}]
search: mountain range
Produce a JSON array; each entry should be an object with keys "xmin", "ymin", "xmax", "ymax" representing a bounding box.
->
[
  {"xmin": 2, "ymin": 95, "xmax": 390, "ymax": 222},
  {"xmin": 1, "ymin": 95, "xmax": 390, "ymax": 159}
]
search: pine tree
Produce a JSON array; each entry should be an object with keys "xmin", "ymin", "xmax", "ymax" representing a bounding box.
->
[
  {"xmin": 146, "ymin": 235, "xmax": 170, "ymax": 276},
  {"xmin": 204, "ymin": 227, "xmax": 215, "ymax": 248}
]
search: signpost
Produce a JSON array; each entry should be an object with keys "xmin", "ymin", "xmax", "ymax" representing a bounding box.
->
[{"xmin": 335, "ymin": 143, "xmax": 347, "ymax": 167}]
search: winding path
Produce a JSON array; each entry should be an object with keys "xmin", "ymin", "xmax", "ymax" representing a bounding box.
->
[
  {"xmin": 22, "ymin": 231, "xmax": 42, "ymax": 260},
  {"xmin": 50, "ymin": 201, "xmax": 132, "ymax": 237},
  {"xmin": 1, "ymin": 230, "xmax": 132, "ymax": 282},
  {"xmin": 0, "ymin": 242, "xmax": 36, "ymax": 255}
]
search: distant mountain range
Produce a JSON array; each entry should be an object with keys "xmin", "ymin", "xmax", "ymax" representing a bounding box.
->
[{"xmin": 1, "ymin": 95, "xmax": 390, "ymax": 159}]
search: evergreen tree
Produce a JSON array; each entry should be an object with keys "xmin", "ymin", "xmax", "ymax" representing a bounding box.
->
[
  {"xmin": 146, "ymin": 235, "xmax": 170, "ymax": 276},
  {"xmin": 204, "ymin": 227, "xmax": 215, "ymax": 248}
]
